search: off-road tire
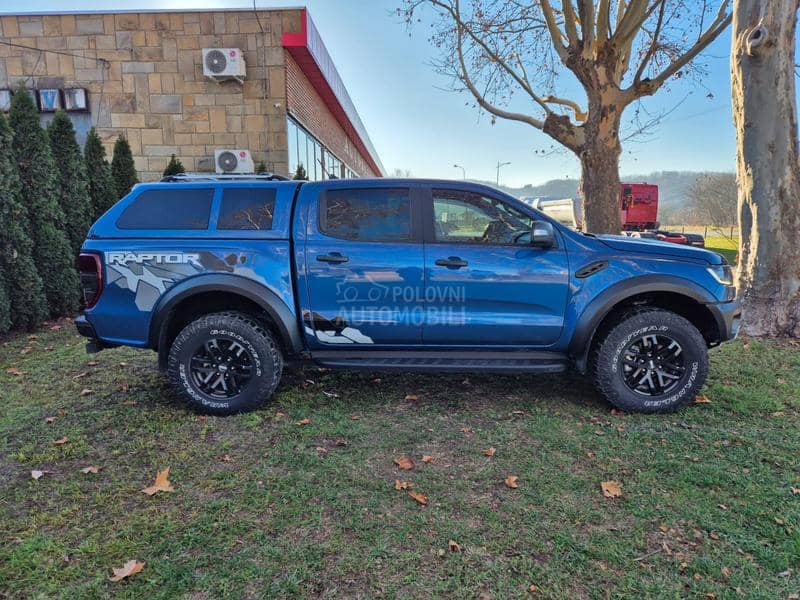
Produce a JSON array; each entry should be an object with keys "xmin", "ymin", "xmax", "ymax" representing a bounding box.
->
[
  {"xmin": 591, "ymin": 308, "xmax": 708, "ymax": 413},
  {"xmin": 167, "ymin": 311, "xmax": 283, "ymax": 416}
]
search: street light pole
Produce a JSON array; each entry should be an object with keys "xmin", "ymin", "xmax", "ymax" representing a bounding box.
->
[
  {"xmin": 453, "ymin": 164, "xmax": 466, "ymax": 179},
  {"xmin": 496, "ymin": 161, "xmax": 511, "ymax": 185}
]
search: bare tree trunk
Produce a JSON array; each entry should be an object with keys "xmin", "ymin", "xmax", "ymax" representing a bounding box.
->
[
  {"xmin": 731, "ymin": 0, "xmax": 800, "ymax": 337},
  {"xmin": 578, "ymin": 103, "xmax": 623, "ymax": 234}
]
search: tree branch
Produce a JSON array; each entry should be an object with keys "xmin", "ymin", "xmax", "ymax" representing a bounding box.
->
[
  {"xmin": 596, "ymin": 0, "xmax": 612, "ymax": 42},
  {"xmin": 577, "ymin": 0, "xmax": 596, "ymax": 54},
  {"xmin": 633, "ymin": 0, "xmax": 666, "ymax": 84},
  {"xmin": 562, "ymin": 1, "xmax": 581, "ymax": 46},
  {"xmin": 542, "ymin": 95, "xmax": 588, "ymax": 121},
  {"xmin": 613, "ymin": 0, "xmax": 652, "ymax": 46},
  {"xmin": 645, "ymin": 1, "xmax": 731, "ymax": 90},
  {"xmin": 540, "ymin": 0, "xmax": 571, "ymax": 63},
  {"xmin": 454, "ymin": 20, "xmax": 545, "ymax": 130}
]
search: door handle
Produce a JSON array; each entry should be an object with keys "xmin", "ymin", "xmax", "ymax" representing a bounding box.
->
[
  {"xmin": 435, "ymin": 257, "xmax": 468, "ymax": 269},
  {"xmin": 316, "ymin": 253, "xmax": 349, "ymax": 264}
]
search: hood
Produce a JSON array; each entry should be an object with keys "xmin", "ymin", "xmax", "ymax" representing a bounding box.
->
[{"xmin": 595, "ymin": 234, "xmax": 725, "ymax": 264}]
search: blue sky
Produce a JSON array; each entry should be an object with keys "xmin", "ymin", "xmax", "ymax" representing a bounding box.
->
[{"xmin": 15, "ymin": 1, "xmax": 798, "ymax": 187}]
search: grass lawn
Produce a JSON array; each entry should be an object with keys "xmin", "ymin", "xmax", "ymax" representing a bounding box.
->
[
  {"xmin": 705, "ymin": 236, "xmax": 739, "ymax": 265},
  {"xmin": 1, "ymin": 322, "xmax": 799, "ymax": 599}
]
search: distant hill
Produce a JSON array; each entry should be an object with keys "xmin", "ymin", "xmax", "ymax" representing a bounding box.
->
[{"xmin": 480, "ymin": 171, "xmax": 731, "ymax": 215}]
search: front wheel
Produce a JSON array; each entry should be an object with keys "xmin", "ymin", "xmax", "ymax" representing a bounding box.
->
[
  {"xmin": 591, "ymin": 309, "xmax": 708, "ymax": 413},
  {"xmin": 167, "ymin": 311, "xmax": 283, "ymax": 415}
]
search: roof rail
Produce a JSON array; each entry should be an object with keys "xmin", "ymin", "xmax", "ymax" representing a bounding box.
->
[{"xmin": 160, "ymin": 173, "xmax": 291, "ymax": 182}]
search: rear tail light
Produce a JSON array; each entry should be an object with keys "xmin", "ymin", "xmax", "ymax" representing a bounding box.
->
[{"xmin": 77, "ymin": 253, "xmax": 103, "ymax": 309}]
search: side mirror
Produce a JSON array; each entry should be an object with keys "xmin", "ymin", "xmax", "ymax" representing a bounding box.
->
[{"xmin": 531, "ymin": 220, "xmax": 555, "ymax": 248}]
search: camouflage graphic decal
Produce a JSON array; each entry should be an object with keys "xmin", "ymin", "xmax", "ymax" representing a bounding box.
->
[{"xmin": 106, "ymin": 251, "xmax": 234, "ymax": 312}]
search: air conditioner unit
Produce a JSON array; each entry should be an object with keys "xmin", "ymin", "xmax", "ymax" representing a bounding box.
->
[
  {"xmin": 202, "ymin": 48, "xmax": 246, "ymax": 82},
  {"xmin": 214, "ymin": 149, "xmax": 255, "ymax": 174}
]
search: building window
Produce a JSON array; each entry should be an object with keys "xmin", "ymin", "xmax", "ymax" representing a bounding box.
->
[{"xmin": 286, "ymin": 115, "xmax": 357, "ymax": 181}]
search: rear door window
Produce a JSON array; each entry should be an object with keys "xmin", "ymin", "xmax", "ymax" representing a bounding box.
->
[
  {"xmin": 116, "ymin": 188, "xmax": 213, "ymax": 230},
  {"xmin": 319, "ymin": 188, "xmax": 411, "ymax": 241},
  {"xmin": 218, "ymin": 188, "xmax": 276, "ymax": 230}
]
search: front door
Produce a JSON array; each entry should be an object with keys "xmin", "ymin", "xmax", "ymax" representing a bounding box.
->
[
  {"xmin": 304, "ymin": 186, "xmax": 424, "ymax": 347},
  {"xmin": 422, "ymin": 187, "xmax": 569, "ymax": 346}
]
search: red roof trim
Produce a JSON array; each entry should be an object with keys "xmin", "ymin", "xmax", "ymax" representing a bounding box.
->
[{"xmin": 282, "ymin": 9, "xmax": 384, "ymax": 176}]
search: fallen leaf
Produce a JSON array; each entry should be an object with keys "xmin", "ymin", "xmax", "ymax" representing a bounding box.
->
[
  {"xmin": 141, "ymin": 468, "xmax": 175, "ymax": 495},
  {"xmin": 119, "ymin": 362, "xmax": 128, "ymax": 367},
  {"xmin": 791, "ymin": 487, "xmax": 800, "ymax": 495},
  {"xmin": 315, "ymin": 446, "xmax": 328, "ymax": 455},
  {"xmin": 721, "ymin": 566, "xmax": 731, "ymax": 578},
  {"xmin": 448, "ymin": 539, "xmax": 461, "ymax": 552},
  {"xmin": 196, "ymin": 415, "xmax": 207, "ymax": 422},
  {"xmin": 709, "ymin": 531, "xmax": 720, "ymax": 540},
  {"xmin": 80, "ymin": 389, "xmax": 94, "ymax": 397},
  {"xmin": 483, "ymin": 447, "xmax": 496, "ymax": 457},
  {"xmin": 27, "ymin": 335, "xmax": 37, "ymax": 341},
  {"xmin": 53, "ymin": 437, "xmax": 69, "ymax": 445},
  {"xmin": 119, "ymin": 382, "xmax": 129, "ymax": 393},
  {"xmin": 601, "ymin": 480, "xmax": 623, "ymax": 498},
  {"xmin": 31, "ymin": 470, "xmax": 44, "ymax": 480},
  {"xmin": 610, "ymin": 408, "xmax": 625, "ymax": 415},
  {"xmin": 504, "ymin": 475, "xmax": 519, "ymax": 489},
  {"xmin": 220, "ymin": 454, "xmax": 233, "ymax": 462},
  {"xmin": 80, "ymin": 466, "xmax": 100, "ymax": 474},
  {"xmin": 50, "ymin": 324, "xmax": 62, "ymax": 331},
  {"xmin": 394, "ymin": 456, "xmax": 414, "ymax": 470},
  {"xmin": 421, "ymin": 455, "xmax": 435, "ymax": 464},
  {"xmin": 87, "ymin": 361, "xmax": 99, "ymax": 367},
  {"xmin": 394, "ymin": 479, "xmax": 412, "ymax": 490},
  {"xmin": 529, "ymin": 584, "xmax": 539, "ymax": 593},
  {"xmin": 296, "ymin": 418, "xmax": 310, "ymax": 425},
  {"xmin": 404, "ymin": 394, "xmax": 419, "ymax": 402},
  {"xmin": 694, "ymin": 394, "xmax": 711, "ymax": 404},
  {"xmin": 350, "ymin": 415, "xmax": 360, "ymax": 420},
  {"xmin": 460, "ymin": 427, "xmax": 472, "ymax": 434},
  {"xmin": 778, "ymin": 569, "xmax": 793, "ymax": 577},
  {"xmin": 20, "ymin": 346, "xmax": 33, "ymax": 355},
  {"xmin": 109, "ymin": 559, "xmax": 145, "ymax": 582},
  {"xmin": 6, "ymin": 367, "xmax": 24, "ymax": 376},
  {"xmin": 408, "ymin": 491, "xmax": 427, "ymax": 505},
  {"xmin": 122, "ymin": 400, "xmax": 137, "ymax": 406},
  {"xmin": 44, "ymin": 416, "xmax": 56, "ymax": 423},
  {"xmin": 72, "ymin": 372, "xmax": 88, "ymax": 380},
  {"xmin": 322, "ymin": 390, "xmax": 339, "ymax": 398}
]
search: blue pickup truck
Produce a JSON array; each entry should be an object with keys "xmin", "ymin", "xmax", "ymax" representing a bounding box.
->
[{"xmin": 75, "ymin": 175, "xmax": 740, "ymax": 415}]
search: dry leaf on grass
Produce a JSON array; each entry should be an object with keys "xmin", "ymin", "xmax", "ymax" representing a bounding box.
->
[
  {"xmin": 504, "ymin": 475, "xmax": 519, "ymax": 489},
  {"xmin": 394, "ymin": 479, "xmax": 413, "ymax": 490},
  {"xmin": 393, "ymin": 456, "xmax": 414, "ymax": 470},
  {"xmin": 20, "ymin": 346, "xmax": 33, "ymax": 356},
  {"xmin": 221, "ymin": 454, "xmax": 233, "ymax": 462},
  {"xmin": 601, "ymin": 480, "xmax": 623, "ymax": 498},
  {"xmin": 109, "ymin": 559, "xmax": 145, "ymax": 582},
  {"xmin": 6, "ymin": 367, "xmax": 24, "ymax": 376},
  {"xmin": 404, "ymin": 394, "xmax": 419, "ymax": 402},
  {"xmin": 421, "ymin": 455, "xmax": 435, "ymax": 464},
  {"xmin": 87, "ymin": 361, "xmax": 99, "ymax": 367},
  {"xmin": 792, "ymin": 487, "xmax": 800, "ymax": 495},
  {"xmin": 408, "ymin": 491, "xmax": 428, "ymax": 505},
  {"xmin": 80, "ymin": 466, "xmax": 100, "ymax": 474},
  {"xmin": 448, "ymin": 540, "xmax": 461, "ymax": 552},
  {"xmin": 80, "ymin": 389, "xmax": 94, "ymax": 397},
  {"xmin": 120, "ymin": 382, "xmax": 129, "ymax": 393},
  {"xmin": 31, "ymin": 470, "xmax": 44, "ymax": 480},
  {"xmin": 50, "ymin": 324, "xmax": 62, "ymax": 331},
  {"xmin": 44, "ymin": 416, "xmax": 56, "ymax": 423},
  {"xmin": 53, "ymin": 437, "xmax": 69, "ymax": 445},
  {"xmin": 296, "ymin": 417, "xmax": 310, "ymax": 425},
  {"xmin": 483, "ymin": 447, "xmax": 496, "ymax": 457},
  {"xmin": 141, "ymin": 468, "xmax": 175, "ymax": 495},
  {"xmin": 694, "ymin": 394, "xmax": 711, "ymax": 404},
  {"xmin": 460, "ymin": 427, "xmax": 472, "ymax": 434},
  {"xmin": 350, "ymin": 415, "xmax": 360, "ymax": 420}
]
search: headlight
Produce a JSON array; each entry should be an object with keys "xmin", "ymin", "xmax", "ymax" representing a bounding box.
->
[{"xmin": 707, "ymin": 265, "xmax": 734, "ymax": 286}]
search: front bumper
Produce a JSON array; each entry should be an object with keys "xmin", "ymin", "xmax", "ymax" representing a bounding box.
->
[{"xmin": 707, "ymin": 298, "xmax": 742, "ymax": 343}]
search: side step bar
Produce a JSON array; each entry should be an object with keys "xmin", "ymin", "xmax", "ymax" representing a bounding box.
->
[{"xmin": 311, "ymin": 350, "xmax": 569, "ymax": 374}]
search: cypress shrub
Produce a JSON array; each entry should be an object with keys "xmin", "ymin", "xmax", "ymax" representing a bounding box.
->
[
  {"xmin": 111, "ymin": 135, "xmax": 138, "ymax": 199},
  {"xmin": 9, "ymin": 85, "xmax": 79, "ymax": 317},
  {"xmin": 48, "ymin": 111, "xmax": 93, "ymax": 256},
  {"xmin": 162, "ymin": 154, "xmax": 185, "ymax": 177},
  {"xmin": 0, "ymin": 111, "xmax": 49, "ymax": 329},
  {"xmin": 0, "ymin": 271, "xmax": 10, "ymax": 334},
  {"xmin": 293, "ymin": 163, "xmax": 308, "ymax": 180},
  {"xmin": 84, "ymin": 127, "xmax": 118, "ymax": 220}
]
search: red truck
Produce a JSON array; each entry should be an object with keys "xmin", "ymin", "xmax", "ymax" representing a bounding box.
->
[{"xmin": 620, "ymin": 183, "xmax": 659, "ymax": 231}]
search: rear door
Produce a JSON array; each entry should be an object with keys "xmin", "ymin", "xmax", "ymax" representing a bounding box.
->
[
  {"xmin": 422, "ymin": 186, "xmax": 569, "ymax": 346},
  {"xmin": 302, "ymin": 184, "xmax": 425, "ymax": 347}
]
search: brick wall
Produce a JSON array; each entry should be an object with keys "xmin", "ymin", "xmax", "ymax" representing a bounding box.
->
[
  {"xmin": 0, "ymin": 10, "xmax": 300, "ymax": 180},
  {"xmin": 285, "ymin": 54, "xmax": 376, "ymax": 177}
]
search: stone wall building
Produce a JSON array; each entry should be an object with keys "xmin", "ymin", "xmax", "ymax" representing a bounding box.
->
[{"xmin": 0, "ymin": 8, "xmax": 384, "ymax": 180}]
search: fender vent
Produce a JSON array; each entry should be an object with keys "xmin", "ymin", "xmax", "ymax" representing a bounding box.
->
[{"xmin": 575, "ymin": 261, "xmax": 608, "ymax": 279}]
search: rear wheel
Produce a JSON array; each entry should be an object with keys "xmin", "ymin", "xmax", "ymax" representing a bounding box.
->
[
  {"xmin": 167, "ymin": 311, "xmax": 283, "ymax": 415},
  {"xmin": 591, "ymin": 309, "xmax": 708, "ymax": 413}
]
